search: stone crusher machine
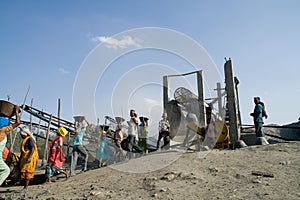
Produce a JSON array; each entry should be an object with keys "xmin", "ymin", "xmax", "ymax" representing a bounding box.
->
[{"xmin": 165, "ymin": 86, "xmax": 230, "ymax": 149}]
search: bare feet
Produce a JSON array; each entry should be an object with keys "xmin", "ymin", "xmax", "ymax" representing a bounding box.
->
[
  {"xmin": 46, "ymin": 177, "xmax": 52, "ymax": 183},
  {"xmin": 62, "ymin": 170, "xmax": 70, "ymax": 178}
]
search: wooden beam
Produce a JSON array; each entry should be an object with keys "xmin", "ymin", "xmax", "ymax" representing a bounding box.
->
[
  {"xmin": 167, "ymin": 70, "xmax": 199, "ymax": 77},
  {"xmin": 58, "ymin": 98, "xmax": 61, "ymax": 127},
  {"xmin": 30, "ymin": 98, "xmax": 33, "ymax": 131},
  {"xmin": 197, "ymin": 70, "xmax": 206, "ymax": 128},
  {"xmin": 224, "ymin": 59, "xmax": 240, "ymax": 147},
  {"xmin": 163, "ymin": 76, "xmax": 170, "ymax": 112}
]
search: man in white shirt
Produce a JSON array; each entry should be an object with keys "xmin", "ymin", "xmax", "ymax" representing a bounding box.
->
[{"xmin": 157, "ymin": 112, "xmax": 171, "ymax": 150}]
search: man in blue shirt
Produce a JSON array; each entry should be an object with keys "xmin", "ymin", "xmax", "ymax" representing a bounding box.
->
[
  {"xmin": 70, "ymin": 116, "xmax": 90, "ymax": 176},
  {"xmin": 250, "ymin": 97, "xmax": 264, "ymax": 137}
]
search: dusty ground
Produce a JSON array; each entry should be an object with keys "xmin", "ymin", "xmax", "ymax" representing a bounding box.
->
[{"xmin": 0, "ymin": 141, "xmax": 300, "ymax": 200}]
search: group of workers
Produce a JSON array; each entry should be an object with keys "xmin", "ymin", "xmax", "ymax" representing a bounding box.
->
[
  {"xmin": 0, "ymin": 105, "xmax": 40, "ymax": 193},
  {"xmin": 0, "ymin": 105, "xmax": 93, "ymax": 192},
  {"xmin": 0, "ymin": 106, "xmax": 171, "ymax": 193},
  {"xmin": 122, "ymin": 109, "xmax": 171, "ymax": 153},
  {"xmin": 109, "ymin": 109, "xmax": 170, "ymax": 161},
  {"xmin": 0, "ymin": 96, "xmax": 268, "ymax": 193}
]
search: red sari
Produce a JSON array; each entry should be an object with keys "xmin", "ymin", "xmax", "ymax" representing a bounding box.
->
[{"xmin": 48, "ymin": 136, "xmax": 65, "ymax": 168}]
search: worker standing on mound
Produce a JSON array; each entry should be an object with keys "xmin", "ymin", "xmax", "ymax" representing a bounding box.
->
[
  {"xmin": 250, "ymin": 97, "xmax": 269, "ymax": 145},
  {"xmin": 250, "ymin": 97, "xmax": 265, "ymax": 138}
]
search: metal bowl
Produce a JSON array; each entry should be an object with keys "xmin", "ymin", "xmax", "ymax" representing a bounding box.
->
[{"xmin": 73, "ymin": 116, "xmax": 85, "ymax": 122}]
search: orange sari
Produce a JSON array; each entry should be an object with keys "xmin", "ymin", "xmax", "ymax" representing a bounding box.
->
[{"xmin": 20, "ymin": 136, "xmax": 39, "ymax": 180}]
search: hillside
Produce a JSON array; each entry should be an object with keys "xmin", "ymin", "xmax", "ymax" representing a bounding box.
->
[{"xmin": 0, "ymin": 141, "xmax": 299, "ymax": 200}]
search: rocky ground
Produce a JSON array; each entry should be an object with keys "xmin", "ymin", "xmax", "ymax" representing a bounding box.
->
[{"xmin": 0, "ymin": 141, "xmax": 300, "ymax": 200}]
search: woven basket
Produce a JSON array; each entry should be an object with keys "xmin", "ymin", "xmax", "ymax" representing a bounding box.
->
[{"xmin": 0, "ymin": 100, "xmax": 15, "ymax": 118}]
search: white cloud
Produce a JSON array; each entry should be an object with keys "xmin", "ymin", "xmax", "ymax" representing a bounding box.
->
[
  {"xmin": 59, "ymin": 68, "xmax": 70, "ymax": 74},
  {"xmin": 91, "ymin": 35, "xmax": 142, "ymax": 49}
]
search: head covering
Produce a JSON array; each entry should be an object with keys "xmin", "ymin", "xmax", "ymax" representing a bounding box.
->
[
  {"xmin": 57, "ymin": 127, "xmax": 68, "ymax": 137},
  {"xmin": 19, "ymin": 126, "xmax": 36, "ymax": 142},
  {"xmin": 0, "ymin": 117, "xmax": 10, "ymax": 128}
]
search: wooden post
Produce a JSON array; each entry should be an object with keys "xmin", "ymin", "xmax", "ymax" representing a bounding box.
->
[
  {"xmin": 197, "ymin": 70, "xmax": 206, "ymax": 128},
  {"xmin": 42, "ymin": 114, "xmax": 52, "ymax": 167},
  {"xmin": 216, "ymin": 82, "xmax": 224, "ymax": 119},
  {"xmin": 30, "ymin": 98, "xmax": 33, "ymax": 131},
  {"xmin": 163, "ymin": 76, "xmax": 170, "ymax": 112},
  {"xmin": 10, "ymin": 86, "xmax": 30, "ymax": 152},
  {"xmin": 224, "ymin": 59, "xmax": 240, "ymax": 148},
  {"xmin": 7, "ymin": 95, "xmax": 13, "ymax": 148},
  {"xmin": 196, "ymin": 70, "xmax": 206, "ymax": 150},
  {"xmin": 234, "ymin": 77, "xmax": 242, "ymax": 132},
  {"xmin": 36, "ymin": 109, "xmax": 43, "ymax": 142},
  {"xmin": 57, "ymin": 98, "xmax": 61, "ymax": 127},
  {"xmin": 66, "ymin": 119, "xmax": 73, "ymax": 160}
]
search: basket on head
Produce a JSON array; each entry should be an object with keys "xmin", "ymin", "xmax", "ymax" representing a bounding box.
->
[
  {"xmin": 100, "ymin": 125, "xmax": 109, "ymax": 132},
  {"xmin": 74, "ymin": 116, "xmax": 85, "ymax": 122},
  {"xmin": 139, "ymin": 116, "xmax": 149, "ymax": 122},
  {"xmin": 0, "ymin": 100, "xmax": 16, "ymax": 118}
]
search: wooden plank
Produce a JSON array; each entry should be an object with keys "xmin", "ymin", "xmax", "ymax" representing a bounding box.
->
[{"xmin": 252, "ymin": 171, "xmax": 274, "ymax": 178}]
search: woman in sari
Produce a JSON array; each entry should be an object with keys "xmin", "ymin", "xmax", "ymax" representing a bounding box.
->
[
  {"xmin": 138, "ymin": 117, "xmax": 149, "ymax": 154},
  {"xmin": 0, "ymin": 105, "xmax": 20, "ymax": 188},
  {"xmin": 19, "ymin": 126, "xmax": 39, "ymax": 192},
  {"xmin": 46, "ymin": 127, "xmax": 69, "ymax": 183},
  {"xmin": 97, "ymin": 125, "xmax": 109, "ymax": 167}
]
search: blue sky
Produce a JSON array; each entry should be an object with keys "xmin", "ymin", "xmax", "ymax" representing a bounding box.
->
[{"xmin": 1, "ymin": 1, "xmax": 299, "ymax": 133}]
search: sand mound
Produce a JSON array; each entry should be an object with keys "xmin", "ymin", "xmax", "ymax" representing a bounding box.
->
[{"xmin": 1, "ymin": 141, "xmax": 300, "ymax": 200}]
